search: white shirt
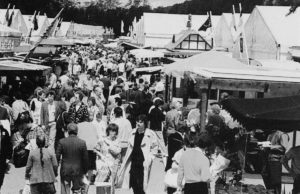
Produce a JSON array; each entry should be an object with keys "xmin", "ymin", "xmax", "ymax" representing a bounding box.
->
[
  {"xmin": 87, "ymin": 60, "xmax": 97, "ymax": 70},
  {"xmin": 48, "ymin": 103, "xmax": 56, "ymax": 122},
  {"xmin": 118, "ymin": 62, "xmax": 125, "ymax": 73},
  {"xmin": 59, "ymin": 75, "xmax": 69, "ymax": 86},
  {"xmin": 30, "ymin": 98, "xmax": 42, "ymax": 125},
  {"xmin": 73, "ymin": 64, "xmax": 81, "ymax": 75},
  {"xmin": 49, "ymin": 73, "xmax": 57, "ymax": 89},
  {"xmin": 92, "ymin": 120, "xmax": 107, "ymax": 140},
  {"xmin": 155, "ymin": 81, "xmax": 164, "ymax": 92}
]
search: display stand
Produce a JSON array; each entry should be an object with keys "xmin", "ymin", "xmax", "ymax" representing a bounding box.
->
[{"xmin": 95, "ymin": 182, "xmax": 112, "ymax": 194}]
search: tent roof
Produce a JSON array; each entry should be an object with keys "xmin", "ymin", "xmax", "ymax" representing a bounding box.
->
[
  {"xmin": 130, "ymin": 48, "xmax": 164, "ymax": 59},
  {"xmin": 23, "ymin": 15, "xmax": 49, "ymax": 36},
  {"xmin": 0, "ymin": 60, "xmax": 51, "ymax": 71},
  {"xmin": 221, "ymin": 95, "xmax": 300, "ymax": 131},
  {"xmin": 143, "ymin": 13, "xmax": 220, "ymax": 35},
  {"xmin": 255, "ymin": 6, "xmax": 300, "ymax": 47},
  {"xmin": 164, "ymin": 51, "xmax": 300, "ymax": 83},
  {"xmin": 58, "ymin": 22, "xmax": 72, "ymax": 36},
  {"xmin": 222, "ymin": 13, "xmax": 250, "ymax": 27},
  {"xmin": 0, "ymin": 24, "xmax": 22, "ymax": 37},
  {"xmin": 40, "ymin": 37, "xmax": 74, "ymax": 46},
  {"xmin": 251, "ymin": 59, "xmax": 300, "ymax": 71},
  {"xmin": 0, "ymin": 9, "xmax": 22, "ymax": 22}
]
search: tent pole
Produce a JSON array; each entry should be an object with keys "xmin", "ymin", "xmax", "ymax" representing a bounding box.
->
[
  {"xmin": 200, "ymin": 88, "xmax": 208, "ymax": 132},
  {"xmin": 293, "ymin": 129, "xmax": 297, "ymax": 148}
]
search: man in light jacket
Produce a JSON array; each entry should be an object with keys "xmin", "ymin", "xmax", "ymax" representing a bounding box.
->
[
  {"xmin": 116, "ymin": 115, "xmax": 157, "ymax": 194},
  {"xmin": 40, "ymin": 91, "xmax": 64, "ymax": 150}
]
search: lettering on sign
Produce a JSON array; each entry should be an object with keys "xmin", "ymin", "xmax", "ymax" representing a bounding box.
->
[{"xmin": 0, "ymin": 38, "xmax": 19, "ymax": 51}]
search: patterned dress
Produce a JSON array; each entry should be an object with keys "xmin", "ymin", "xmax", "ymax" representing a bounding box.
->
[{"xmin": 68, "ymin": 102, "xmax": 89, "ymax": 124}]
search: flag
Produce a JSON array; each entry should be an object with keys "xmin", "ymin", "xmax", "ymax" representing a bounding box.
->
[
  {"xmin": 54, "ymin": 18, "xmax": 63, "ymax": 36},
  {"xmin": 121, "ymin": 20, "xmax": 124, "ymax": 34},
  {"xmin": 5, "ymin": 4, "xmax": 10, "ymax": 24},
  {"xmin": 33, "ymin": 13, "xmax": 38, "ymax": 31},
  {"xmin": 57, "ymin": 18, "xmax": 63, "ymax": 28},
  {"xmin": 23, "ymin": 8, "xmax": 64, "ymax": 62},
  {"xmin": 198, "ymin": 14, "xmax": 211, "ymax": 31},
  {"xmin": 238, "ymin": 3, "xmax": 243, "ymax": 28},
  {"xmin": 172, "ymin": 34, "xmax": 175, "ymax": 43},
  {"xmin": 7, "ymin": 7, "xmax": 15, "ymax": 27},
  {"xmin": 231, "ymin": 5, "xmax": 237, "ymax": 32}
]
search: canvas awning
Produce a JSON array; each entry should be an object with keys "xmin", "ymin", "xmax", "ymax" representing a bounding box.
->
[
  {"xmin": 130, "ymin": 48, "xmax": 164, "ymax": 59},
  {"xmin": 0, "ymin": 60, "xmax": 51, "ymax": 71},
  {"xmin": 40, "ymin": 38, "xmax": 74, "ymax": 46},
  {"xmin": 164, "ymin": 51, "xmax": 300, "ymax": 91},
  {"xmin": 0, "ymin": 24, "xmax": 22, "ymax": 37},
  {"xmin": 221, "ymin": 96, "xmax": 300, "ymax": 131}
]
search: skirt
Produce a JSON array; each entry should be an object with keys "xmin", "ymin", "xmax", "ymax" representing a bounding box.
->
[
  {"xmin": 88, "ymin": 151, "xmax": 97, "ymax": 170},
  {"xmin": 184, "ymin": 182, "xmax": 208, "ymax": 194}
]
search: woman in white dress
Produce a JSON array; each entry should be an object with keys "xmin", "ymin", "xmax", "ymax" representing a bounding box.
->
[
  {"xmin": 94, "ymin": 123, "xmax": 121, "ymax": 194},
  {"xmin": 30, "ymin": 88, "xmax": 45, "ymax": 125}
]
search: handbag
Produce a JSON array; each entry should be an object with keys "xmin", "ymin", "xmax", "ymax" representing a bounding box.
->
[
  {"xmin": 21, "ymin": 184, "xmax": 30, "ymax": 194},
  {"xmin": 13, "ymin": 140, "xmax": 29, "ymax": 168},
  {"xmin": 164, "ymin": 168, "xmax": 179, "ymax": 189},
  {"xmin": 95, "ymin": 159, "xmax": 111, "ymax": 183}
]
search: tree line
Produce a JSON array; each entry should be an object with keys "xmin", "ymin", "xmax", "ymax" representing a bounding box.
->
[{"xmin": 0, "ymin": 0, "xmax": 292, "ymax": 36}]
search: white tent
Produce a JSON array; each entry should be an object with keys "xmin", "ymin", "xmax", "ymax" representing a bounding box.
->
[
  {"xmin": 56, "ymin": 22, "xmax": 74, "ymax": 37},
  {"xmin": 214, "ymin": 13, "xmax": 249, "ymax": 51},
  {"xmin": 236, "ymin": 6, "xmax": 300, "ymax": 60},
  {"xmin": 0, "ymin": 24, "xmax": 22, "ymax": 52},
  {"xmin": 134, "ymin": 13, "xmax": 220, "ymax": 48},
  {"xmin": 73, "ymin": 23, "xmax": 104, "ymax": 38},
  {"xmin": 24, "ymin": 15, "xmax": 50, "ymax": 40},
  {"xmin": 0, "ymin": 9, "xmax": 28, "ymax": 36},
  {"xmin": 164, "ymin": 51, "xmax": 300, "ymax": 83},
  {"xmin": 130, "ymin": 48, "xmax": 164, "ymax": 59}
]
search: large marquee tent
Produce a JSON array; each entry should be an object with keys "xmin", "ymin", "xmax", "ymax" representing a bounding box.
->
[
  {"xmin": 0, "ymin": 9, "xmax": 28, "ymax": 36},
  {"xmin": 0, "ymin": 24, "xmax": 22, "ymax": 52}
]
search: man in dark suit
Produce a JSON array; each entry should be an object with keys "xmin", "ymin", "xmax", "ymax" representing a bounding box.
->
[
  {"xmin": 56, "ymin": 123, "xmax": 89, "ymax": 194},
  {"xmin": 0, "ymin": 123, "xmax": 12, "ymax": 189},
  {"xmin": 0, "ymin": 106, "xmax": 9, "ymax": 121}
]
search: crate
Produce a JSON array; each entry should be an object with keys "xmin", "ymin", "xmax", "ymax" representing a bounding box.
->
[{"xmin": 95, "ymin": 182, "xmax": 112, "ymax": 194}]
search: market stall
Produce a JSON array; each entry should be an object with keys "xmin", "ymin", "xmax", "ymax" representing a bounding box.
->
[
  {"xmin": 0, "ymin": 24, "xmax": 22, "ymax": 54},
  {"xmin": 130, "ymin": 48, "xmax": 164, "ymax": 59},
  {"xmin": 164, "ymin": 51, "xmax": 300, "ymax": 131}
]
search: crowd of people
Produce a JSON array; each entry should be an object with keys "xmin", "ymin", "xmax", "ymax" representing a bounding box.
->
[
  {"xmin": 0, "ymin": 43, "xmax": 228, "ymax": 194},
  {"xmin": 1, "ymin": 43, "xmax": 299, "ymax": 194}
]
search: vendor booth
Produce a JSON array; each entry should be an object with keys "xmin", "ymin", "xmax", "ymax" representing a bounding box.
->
[
  {"xmin": 163, "ymin": 51, "xmax": 300, "ymax": 194},
  {"xmin": 130, "ymin": 48, "xmax": 164, "ymax": 59},
  {"xmin": 164, "ymin": 51, "xmax": 300, "ymax": 131},
  {"xmin": 0, "ymin": 24, "xmax": 22, "ymax": 54}
]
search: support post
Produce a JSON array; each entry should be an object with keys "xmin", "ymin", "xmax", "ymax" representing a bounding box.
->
[{"xmin": 200, "ymin": 88, "xmax": 208, "ymax": 132}]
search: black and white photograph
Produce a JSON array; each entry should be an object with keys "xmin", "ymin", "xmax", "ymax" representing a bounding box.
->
[{"xmin": 1, "ymin": 0, "xmax": 300, "ymax": 193}]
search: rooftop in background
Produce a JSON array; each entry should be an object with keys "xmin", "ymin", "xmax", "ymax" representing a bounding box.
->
[
  {"xmin": 143, "ymin": 13, "xmax": 220, "ymax": 35},
  {"xmin": 254, "ymin": 6, "xmax": 300, "ymax": 47},
  {"xmin": 119, "ymin": 0, "xmax": 188, "ymax": 8}
]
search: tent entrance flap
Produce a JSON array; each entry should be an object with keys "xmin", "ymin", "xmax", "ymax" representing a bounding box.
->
[{"xmin": 221, "ymin": 95, "xmax": 300, "ymax": 132}]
